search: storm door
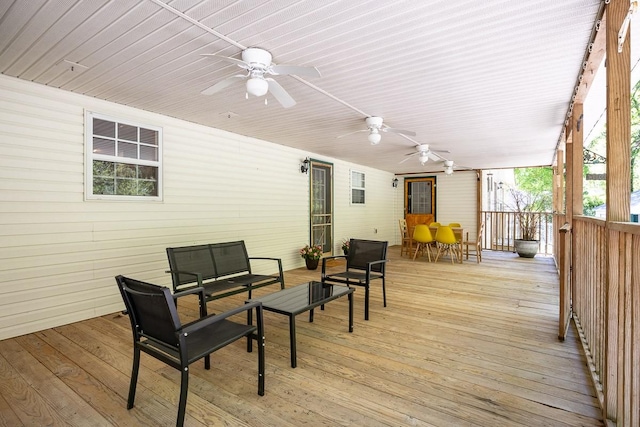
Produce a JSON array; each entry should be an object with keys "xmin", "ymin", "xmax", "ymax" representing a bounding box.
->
[
  {"xmin": 310, "ymin": 160, "xmax": 333, "ymax": 256},
  {"xmin": 405, "ymin": 177, "xmax": 436, "ymax": 230}
]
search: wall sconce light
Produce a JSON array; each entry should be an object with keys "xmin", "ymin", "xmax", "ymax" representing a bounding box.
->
[
  {"xmin": 300, "ymin": 158, "xmax": 310, "ymax": 174},
  {"xmin": 392, "ymin": 178, "xmax": 398, "ymax": 188}
]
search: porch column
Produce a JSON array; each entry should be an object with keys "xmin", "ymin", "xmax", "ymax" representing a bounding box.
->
[
  {"xmin": 554, "ymin": 148, "xmax": 564, "ymax": 215},
  {"xmin": 604, "ymin": 0, "xmax": 631, "ymax": 423},
  {"xmin": 570, "ymin": 103, "xmax": 584, "ymax": 216},
  {"xmin": 565, "ymin": 123, "xmax": 574, "ymax": 225}
]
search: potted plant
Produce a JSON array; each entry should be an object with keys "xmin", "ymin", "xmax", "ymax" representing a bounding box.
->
[
  {"xmin": 509, "ymin": 188, "xmax": 548, "ymax": 258},
  {"xmin": 300, "ymin": 244, "xmax": 323, "ymax": 270},
  {"xmin": 341, "ymin": 239, "xmax": 350, "ymax": 256}
]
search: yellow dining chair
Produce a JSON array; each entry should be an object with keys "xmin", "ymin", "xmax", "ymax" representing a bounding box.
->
[
  {"xmin": 412, "ymin": 224, "xmax": 434, "ymax": 261},
  {"xmin": 398, "ymin": 219, "xmax": 412, "ymax": 256},
  {"xmin": 429, "ymin": 222, "xmax": 441, "ymax": 227},
  {"xmin": 448, "ymin": 222, "xmax": 463, "ymax": 244},
  {"xmin": 435, "ymin": 225, "xmax": 460, "ymax": 264}
]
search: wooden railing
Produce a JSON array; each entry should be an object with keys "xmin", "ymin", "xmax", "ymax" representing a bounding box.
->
[
  {"xmin": 481, "ymin": 211, "xmax": 554, "ymax": 255},
  {"xmin": 569, "ymin": 216, "xmax": 640, "ymax": 425}
]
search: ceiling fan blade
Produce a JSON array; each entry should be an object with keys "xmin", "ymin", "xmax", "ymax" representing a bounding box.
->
[
  {"xmin": 270, "ymin": 64, "xmax": 321, "ymax": 78},
  {"xmin": 399, "ymin": 152, "xmax": 420, "ymax": 163},
  {"xmin": 201, "ymin": 74, "xmax": 246, "ymax": 95},
  {"xmin": 266, "ymin": 78, "xmax": 296, "ymax": 108},
  {"xmin": 428, "ymin": 151, "xmax": 443, "ymax": 161},
  {"xmin": 399, "ymin": 155, "xmax": 416, "ymax": 164},
  {"xmin": 336, "ymin": 129, "xmax": 367, "ymax": 139},
  {"xmin": 383, "ymin": 127, "xmax": 416, "ymax": 137},
  {"xmin": 201, "ymin": 53, "xmax": 249, "ymax": 69}
]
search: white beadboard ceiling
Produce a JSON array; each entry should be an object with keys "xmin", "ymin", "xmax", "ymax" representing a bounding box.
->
[{"xmin": 0, "ymin": 0, "xmax": 616, "ymax": 173}]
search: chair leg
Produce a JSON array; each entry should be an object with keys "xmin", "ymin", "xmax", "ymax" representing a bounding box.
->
[
  {"xmin": 412, "ymin": 243, "xmax": 422, "ymax": 260},
  {"xmin": 382, "ymin": 278, "xmax": 386, "ymax": 307},
  {"xmin": 435, "ymin": 245, "xmax": 443, "ymax": 262},
  {"xmin": 177, "ymin": 367, "xmax": 189, "ymax": 427},
  {"xmin": 127, "ymin": 347, "xmax": 141, "ymax": 409},
  {"xmin": 364, "ymin": 285, "xmax": 370, "ymax": 320},
  {"xmin": 256, "ymin": 306, "xmax": 265, "ymax": 396}
]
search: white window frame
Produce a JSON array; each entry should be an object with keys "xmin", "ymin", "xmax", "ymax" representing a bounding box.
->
[
  {"xmin": 85, "ymin": 111, "xmax": 163, "ymax": 201},
  {"xmin": 350, "ymin": 169, "xmax": 366, "ymax": 205}
]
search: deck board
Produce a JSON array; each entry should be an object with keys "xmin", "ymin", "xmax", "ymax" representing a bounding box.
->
[{"xmin": 0, "ymin": 249, "xmax": 604, "ymax": 426}]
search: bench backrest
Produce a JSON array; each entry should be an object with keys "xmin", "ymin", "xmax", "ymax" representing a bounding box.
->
[
  {"xmin": 166, "ymin": 241, "xmax": 252, "ymax": 288},
  {"xmin": 166, "ymin": 244, "xmax": 217, "ymax": 286},
  {"xmin": 210, "ymin": 241, "xmax": 251, "ymax": 276}
]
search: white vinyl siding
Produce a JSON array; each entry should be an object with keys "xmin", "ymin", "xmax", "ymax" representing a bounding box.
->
[{"xmin": 0, "ymin": 74, "xmax": 398, "ymax": 340}]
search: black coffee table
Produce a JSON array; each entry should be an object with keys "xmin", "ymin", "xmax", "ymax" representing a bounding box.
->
[{"xmin": 246, "ymin": 280, "xmax": 354, "ymax": 368}]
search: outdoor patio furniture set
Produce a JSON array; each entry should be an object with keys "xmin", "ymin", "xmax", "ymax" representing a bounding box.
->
[{"xmin": 116, "ymin": 238, "xmax": 388, "ymax": 426}]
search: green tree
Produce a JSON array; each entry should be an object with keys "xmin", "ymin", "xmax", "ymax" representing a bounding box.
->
[{"xmin": 513, "ymin": 167, "xmax": 553, "ymax": 211}]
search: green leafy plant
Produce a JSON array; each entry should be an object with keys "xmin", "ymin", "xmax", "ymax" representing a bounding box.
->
[
  {"xmin": 341, "ymin": 239, "xmax": 350, "ymax": 252},
  {"xmin": 300, "ymin": 244, "xmax": 323, "ymax": 260}
]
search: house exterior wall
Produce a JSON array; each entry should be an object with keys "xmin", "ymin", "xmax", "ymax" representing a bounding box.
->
[{"xmin": 0, "ymin": 75, "xmax": 396, "ymax": 340}]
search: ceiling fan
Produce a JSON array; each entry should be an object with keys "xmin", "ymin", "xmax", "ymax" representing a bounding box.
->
[
  {"xmin": 337, "ymin": 116, "xmax": 416, "ymax": 145},
  {"xmin": 399, "ymin": 144, "xmax": 448, "ymax": 165},
  {"xmin": 200, "ymin": 47, "xmax": 321, "ymax": 108}
]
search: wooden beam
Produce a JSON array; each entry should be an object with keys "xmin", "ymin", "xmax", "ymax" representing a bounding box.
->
[
  {"xmin": 571, "ymin": 103, "xmax": 584, "ymax": 216},
  {"xmin": 554, "ymin": 149, "xmax": 565, "ymax": 214},
  {"xmin": 604, "ymin": 0, "xmax": 631, "ymax": 424},
  {"xmin": 575, "ymin": 13, "xmax": 607, "ymax": 103}
]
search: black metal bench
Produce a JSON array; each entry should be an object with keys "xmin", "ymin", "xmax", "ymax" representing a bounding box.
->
[{"xmin": 166, "ymin": 241, "xmax": 284, "ymax": 302}]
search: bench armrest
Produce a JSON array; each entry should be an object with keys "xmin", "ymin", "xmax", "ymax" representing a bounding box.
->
[
  {"xmin": 165, "ymin": 269, "xmax": 204, "ymax": 289},
  {"xmin": 172, "ymin": 286, "xmax": 208, "ymax": 317},
  {"xmin": 181, "ymin": 301, "xmax": 263, "ymax": 334},
  {"xmin": 248, "ymin": 257, "xmax": 285, "ymax": 288}
]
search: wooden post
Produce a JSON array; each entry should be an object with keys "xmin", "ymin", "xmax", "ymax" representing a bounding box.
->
[
  {"xmin": 604, "ymin": 0, "xmax": 631, "ymax": 423},
  {"xmin": 565, "ymin": 123, "xmax": 574, "ymax": 226},
  {"xmin": 571, "ymin": 103, "xmax": 584, "ymax": 216}
]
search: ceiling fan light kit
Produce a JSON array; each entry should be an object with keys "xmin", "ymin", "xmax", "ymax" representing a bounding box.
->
[
  {"xmin": 246, "ymin": 77, "xmax": 269, "ymax": 96},
  {"xmin": 201, "ymin": 47, "xmax": 320, "ymax": 108},
  {"xmin": 368, "ymin": 129, "xmax": 382, "ymax": 145}
]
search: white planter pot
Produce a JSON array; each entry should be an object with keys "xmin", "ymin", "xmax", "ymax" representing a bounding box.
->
[{"xmin": 514, "ymin": 239, "xmax": 539, "ymax": 258}]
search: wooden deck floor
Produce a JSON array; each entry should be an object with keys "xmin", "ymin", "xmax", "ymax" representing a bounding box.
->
[{"xmin": 0, "ymin": 249, "xmax": 603, "ymax": 426}]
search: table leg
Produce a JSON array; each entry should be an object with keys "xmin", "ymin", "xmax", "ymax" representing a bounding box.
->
[
  {"xmin": 289, "ymin": 315, "xmax": 297, "ymax": 368},
  {"xmin": 348, "ymin": 291, "xmax": 354, "ymax": 333},
  {"xmin": 309, "ymin": 308, "xmax": 314, "ymax": 323}
]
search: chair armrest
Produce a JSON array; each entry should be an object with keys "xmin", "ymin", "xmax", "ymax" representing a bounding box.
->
[
  {"xmin": 181, "ymin": 301, "xmax": 262, "ymax": 334},
  {"xmin": 365, "ymin": 259, "xmax": 388, "ymax": 279},
  {"xmin": 321, "ymin": 255, "xmax": 347, "ymax": 277}
]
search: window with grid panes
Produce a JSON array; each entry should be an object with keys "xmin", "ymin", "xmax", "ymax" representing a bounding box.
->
[
  {"xmin": 86, "ymin": 112, "xmax": 162, "ymax": 200},
  {"xmin": 351, "ymin": 170, "xmax": 365, "ymax": 204}
]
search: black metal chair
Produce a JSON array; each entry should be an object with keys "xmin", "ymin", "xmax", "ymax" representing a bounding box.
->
[
  {"xmin": 115, "ymin": 275, "xmax": 265, "ymax": 427},
  {"xmin": 321, "ymin": 239, "xmax": 388, "ymax": 320}
]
